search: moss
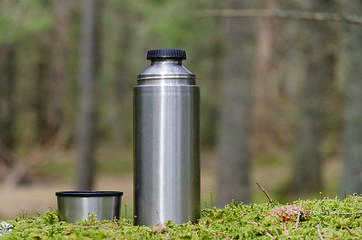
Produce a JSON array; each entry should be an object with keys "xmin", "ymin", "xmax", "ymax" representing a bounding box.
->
[{"xmin": 1, "ymin": 195, "xmax": 361, "ymax": 239}]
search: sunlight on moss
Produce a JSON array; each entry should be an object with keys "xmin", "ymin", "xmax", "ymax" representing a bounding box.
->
[{"xmin": 1, "ymin": 195, "xmax": 361, "ymax": 239}]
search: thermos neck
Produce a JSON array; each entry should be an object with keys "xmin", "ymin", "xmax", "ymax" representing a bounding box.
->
[{"xmin": 150, "ymin": 58, "xmax": 183, "ymax": 65}]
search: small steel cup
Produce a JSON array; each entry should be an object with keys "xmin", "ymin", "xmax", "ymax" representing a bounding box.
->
[{"xmin": 56, "ymin": 191, "xmax": 123, "ymax": 222}]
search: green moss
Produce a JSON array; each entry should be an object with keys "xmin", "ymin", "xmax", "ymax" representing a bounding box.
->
[{"xmin": 1, "ymin": 195, "xmax": 361, "ymax": 239}]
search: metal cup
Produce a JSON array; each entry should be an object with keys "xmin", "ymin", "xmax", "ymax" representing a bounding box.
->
[{"xmin": 56, "ymin": 191, "xmax": 123, "ymax": 222}]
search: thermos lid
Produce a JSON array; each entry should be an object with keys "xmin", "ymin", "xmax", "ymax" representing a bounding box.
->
[{"xmin": 147, "ymin": 49, "xmax": 186, "ymax": 60}]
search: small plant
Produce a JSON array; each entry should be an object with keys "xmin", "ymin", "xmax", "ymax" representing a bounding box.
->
[
  {"xmin": 0, "ymin": 221, "xmax": 13, "ymax": 235},
  {"xmin": 87, "ymin": 213, "xmax": 97, "ymax": 222}
]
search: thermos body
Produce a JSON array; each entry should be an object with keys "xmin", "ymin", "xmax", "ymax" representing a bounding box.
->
[{"xmin": 134, "ymin": 49, "xmax": 200, "ymax": 226}]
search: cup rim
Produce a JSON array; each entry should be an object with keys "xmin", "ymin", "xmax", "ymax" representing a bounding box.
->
[{"xmin": 56, "ymin": 191, "xmax": 123, "ymax": 197}]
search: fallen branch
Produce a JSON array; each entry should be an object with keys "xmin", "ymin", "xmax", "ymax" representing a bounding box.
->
[
  {"xmin": 256, "ymin": 182, "xmax": 273, "ymax": 203},
  {"xmin": 197, "ymin": 9, "xmax": 362, "ymax": 26}
]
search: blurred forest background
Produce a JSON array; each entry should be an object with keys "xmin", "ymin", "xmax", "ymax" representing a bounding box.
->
[{"xmin": 1, "ymin": 0, "xmax": 362, "ymax": 218}]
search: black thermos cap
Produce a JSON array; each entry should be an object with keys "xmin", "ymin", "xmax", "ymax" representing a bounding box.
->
[{"xmin": 147, "ymin": 49, "xmax": 186, "ymax": 60}]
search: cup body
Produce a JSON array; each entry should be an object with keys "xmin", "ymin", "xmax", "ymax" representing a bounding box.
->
[{"xmin": 56, "ymin": 191, "xmax": 123, "ymax": 222}]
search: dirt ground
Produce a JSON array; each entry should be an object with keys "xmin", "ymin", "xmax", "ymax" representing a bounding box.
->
[
  {"xmin": 0, "ymin": 171, "xmax": 217, "ymax": 220},
  {"xmin": 0, "ymin": 175, "xmax": 131, "ymax": 219},
  {"xmin": 0, "ymin": 153, "xmax": 341, "ymax": 220}
]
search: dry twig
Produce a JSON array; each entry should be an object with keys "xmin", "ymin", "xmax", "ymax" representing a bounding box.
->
[
  {"xmin": 271, "ymin": 221, "xmax": 280, "ymax": 237},
  {"xmin": 263, "ymin": 229, "xmax": 276, "ymax": 239},
  {"xmin": 283, "ymin": 223, "xmax": 289, "ymax": 236},
  {"xmin": 344, "ymin": 226, "xmax": 362, "ymax": 238},
  {"xmin": 316, "ymin": 224, "xmax": 324, "ymax": 240},
  {"xmin": 256, "ymin": 182, "xmax": 273, "ymax": 203},
  {"xmin": 294, "ymin": 201, "xmax": 302, "ymax": 228},
  {"xmin": 307, "ymin": 210, "xmax": 362, "ymax": 215},
  {"xmin": 113, "ymin": 219, "xmax": 119, "ymax": 229}
]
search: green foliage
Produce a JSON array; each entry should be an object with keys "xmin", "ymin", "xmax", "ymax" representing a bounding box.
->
[
  {"xmin": 0, "ymin": 0, "xmax": 52, "ymax": 44},
  {"xmin": 2, "ymin": 195, "xmax": 362, "ymax": 239},
  {"xmin": 137, "ymin": 0, "xmax": 211, "ymax": 49}
]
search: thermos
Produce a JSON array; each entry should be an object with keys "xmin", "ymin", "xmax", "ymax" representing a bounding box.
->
[{"xmin": 134, "ymin": 49, "xmax": 200, "ymax": 226}]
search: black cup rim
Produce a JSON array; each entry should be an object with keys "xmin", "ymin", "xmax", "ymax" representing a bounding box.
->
[{"xmin": 56, "ymin": 191, "xmax": 123, "ymax": 197}]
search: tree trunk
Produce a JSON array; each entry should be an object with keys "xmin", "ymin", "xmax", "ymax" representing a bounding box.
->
[
  {"xmin": 0, "ymin": 44, "xmax": 16, "ymax": 168},
  {"xmin": 46, "ymin": 0, "xmax": 70, "ymax": 144},
  {"xmin": 253, "ymin": 0, "xmax": 277, "ymax": 154},
  {"xmin": 113, "ymin": 0, "xmax": 132, "ymax": 145},
  {"xmin": 0, "ymin": 44, "xmax": 16, "ymax": 149},
  {"xmin": 216, "ymin": 0, "xmax": 255, "ymax": 207},
  {"xmin": 33, "ymin": 0, "xmax": 69, "ymax": 145},
  {"xmin": 340, "ymin": 2, "xmax": 362, "ymax": 196},
  {"xmin": 34, "ymin": 35, "xmax": 51, "ymax": 144},
  {"xmin": 292, "ymin": 0, "xmax": 340, "ymax": 193},
  {"xmin": 76, "ymin": 0, "xmax": 102, "ymax": 190}
]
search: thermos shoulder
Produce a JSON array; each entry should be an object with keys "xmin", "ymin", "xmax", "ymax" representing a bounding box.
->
[{"xmin": 137, "ymin": 63, "xmax": 195, "ymax": 80}]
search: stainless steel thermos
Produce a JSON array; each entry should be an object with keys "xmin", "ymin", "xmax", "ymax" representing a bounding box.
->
[{"xmin": 134, "ymin": 49, "xmax": 200, "ymax": 226}]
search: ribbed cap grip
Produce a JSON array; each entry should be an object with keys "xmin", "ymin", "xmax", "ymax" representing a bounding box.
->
[{"xmin": 147, "ymin": 49, "xmax": 186, "ymax": 60}]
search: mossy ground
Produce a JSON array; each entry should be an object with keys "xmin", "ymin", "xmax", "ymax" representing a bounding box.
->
[{"xmin": 1, "ymin": 195, "xmax": 361, "ymax": 239}]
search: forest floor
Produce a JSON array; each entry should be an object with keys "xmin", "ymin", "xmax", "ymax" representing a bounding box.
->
[{"xmin": 0, "ymin": 149, "xmax": 342, "ymax": 220}]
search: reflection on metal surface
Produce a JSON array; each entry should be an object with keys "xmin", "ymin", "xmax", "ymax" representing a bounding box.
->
[
  {"xmin": 56, "ymin": 191, "xmax": 123, "ymax": 222},
  {"xmin": 134, "ymin": 50, "xmax": 200, "ymax": 226}
]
